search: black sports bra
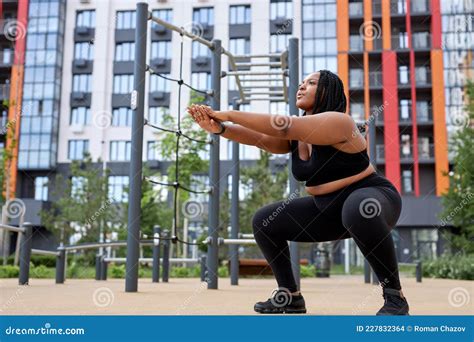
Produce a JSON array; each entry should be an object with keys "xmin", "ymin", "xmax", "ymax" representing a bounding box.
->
[{"xmin": 290, "ymin": 140, "xmax": 370, "ymax": 186}]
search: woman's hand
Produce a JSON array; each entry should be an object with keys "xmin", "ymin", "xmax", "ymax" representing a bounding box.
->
[
  {"xmin": 189, "ymin": 104, "xmax": 231, "ymax": 122},
  {"xmin": 187, "ymin": 104, "xmax": 223, "ymax": 134}
]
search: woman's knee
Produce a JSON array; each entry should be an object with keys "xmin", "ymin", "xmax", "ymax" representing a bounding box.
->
[{"xmin": 252, "ymin": 202, "xmax": 282, "ymax": 236}]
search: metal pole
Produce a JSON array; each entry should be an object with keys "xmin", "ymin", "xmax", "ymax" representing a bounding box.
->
[
  {"xmin": 55, "ymin": 249, "xmax": 66, "ymax": 284},
  {"xmin": 288, "ymin": 37, "xmax": 301, "ymax": 291},
  {"xmin": 100, "ymin": 254, "xmax": 108, "ymax": 281},
  {"xmin": 344, "ymin": 239, "xmax": 350, "ymax": 274},
  {"xmin": 200, "ymin": 255, "xmax": 207, "ymax": 282},
  {"xmin": 207, "ymin": 39, "xmax": 221, "ymax": 290},
  {"xmin": 125, "ymin": 2, "xmax": 147, "ymax": 293},
  {"xmin": 95, "ymin": 254, "xmax": 101, "ymax": 281},
  {"xmin": 416, "ymin": 261, "xmax": 422, "ymax": 283},
  {"xmin": 152, "ymin": 225, "xmax": 161, "ymax": 283},
  {"xmin": 162, "ymin": 230, "xmax": 170, "ymax": 282},
  {"xmin": 18, "ymin": 222, "xmax": 33, "ymax": 285},
  {"xmin": 230, "ymin": 99, "xmax": 240, "ymax": 286},
  {"xmin": 364, "ymin": 259, "xmax": 371, "ymax": 283}
]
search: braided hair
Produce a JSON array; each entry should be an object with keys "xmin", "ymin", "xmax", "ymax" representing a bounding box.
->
[
  {"xmin": 309, "ymin": 70, "xmax": 366, "ymax": 135},
  {"xmin": 311, "ymin": 70, "xmax": 347, "ymax": 114}
]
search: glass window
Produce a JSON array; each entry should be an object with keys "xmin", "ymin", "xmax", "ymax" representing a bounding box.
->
[
  {"xmin": 402, "ymin": 170, "xmax": 413, "ymax": 194},
  {"xmin": 116, "ymin": 11, "xmax": 136, "ymax": 30},
  {"xmin": 113, "ymin": 74, "xmax": 134, "ymax": 94},
  {"xmin": 191, "ymin": 72, "xmax": 211, "ymax": 91},
  {"xmin": 76, "ymin": 10, "xmax": 96, "ymax": 28},
  {"xmin": 110, "ymin": 141, "xmax": 131, "ymax": 161},
  {"xmin": 115, "ymin": 42, "xmax": 135, "ymax": 61},
  {"xmin": 151, "ymin": 41, "xmax": 171, "ymax": 59},
  {"xmin": 108, "ymin": 176, "xmax": 129, "ymax": 203},
  {"xmin": 151, "ymin": 9, "xmax": 173, "ymax": 30},
  {"xmin": 193, "ymin": 7, "xmax": 214, "ymax": 26},
  {"xmin": 34, "ymin": 176, "xmax": 48, "ymax": 201},
  {"xmin": 189, "ymin": 174, "xmax": 210, "ymax": 202},
  {"xmin": 192, "ymin": 41, "xmax": 210, "ymax": 58},
  {"xmin": 147, "ymin": 141, "xmax": 160, "ymax": 161},
  {"xmin": 112, "ymin": 107, "xmax": 132, "ymax": 126},
  {"xmin": 229, "ymin": 5, "xmax": 251, "ymax": 24},
  {"xmin": 149, "ymin": 74, "xmax": 171, "ymax": 92},
  {"xmin": 72, "ymin": 74, "xmax": 92, "ymax": 92},
  {"xmin": 70, "ymin": 107, "xmax": 91, "ymax": 125},
  {"xmin": 148, "ymin": 106, "xmax": 169, "ymax": 126},
  {"xmin": 74, "ymin": 42, "xmax": 93, "ymax": 60},
  {"xmin": 68, "ymin": 140, "xmax": 89, "ymax": 160},
  {"xmin": 229, "ymin": 38, "xmax": 250, "ymax": 55}
]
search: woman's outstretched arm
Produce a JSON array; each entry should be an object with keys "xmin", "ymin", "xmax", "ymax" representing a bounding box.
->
[
  {"xmin": 201, "ymin": 107, "xmax": 358, "ymax": 146},
  {"xmin": 188, "ymin": 105, "xmax": 290, "ymax": 154}
]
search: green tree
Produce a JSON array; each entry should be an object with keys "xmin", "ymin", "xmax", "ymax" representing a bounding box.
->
[{"xmin": 440, "ymin": 81, "xmax": 474, "ymax": 254}]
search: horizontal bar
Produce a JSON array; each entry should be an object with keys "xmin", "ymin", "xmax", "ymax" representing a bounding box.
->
[
  {"xmin": 239, "ymin": 78, "xmax": 284, "ymax": 83},
  {"xmin": 239, "ymin": 97, "xmax": 286, "ymax": 102},
  {"xmin": 398, "ymin": 262, "xmax": 420, "ymax": 266},
  {"xmin": 227, "ymin": 71, "xmax": 286, "ymax": 76},
  {"xmin": 61, "ymin": 240, "xmax": 154, "ymax": 251},
  {"xmin": 0, "ymin": 224, "xmax": 25, "ymax": 233},
  {"xmin": 238, "ymin": 233, "xmax": 254, "ymax": 239},
  {"xmin": 219, "ymin": 238, "xmax": 256, "ymax": 246},
  {"xmin": 242, "ymin": 85, "xmax": 282, "ymax": 89},
  {"xmin": 244, "ymin": 91, "xmax": 284, "ymax": 96},
  {"xmin": 234, "ymin": 62, "xmax": 282, "ymax": 67},
  {"xmin": 104, "ymin": 257, "xmax": 199, "ymax": 264},
  {"xmin": 233, "ymin": 53, "xmax": 282, "ymax": 59},
  {"xmin": 149, "ymin": 14, "xmax": 213, "ymax": 49},
  {"xmin": 31, "ymin": 248, "xmax": 60, "ymax": 256}
]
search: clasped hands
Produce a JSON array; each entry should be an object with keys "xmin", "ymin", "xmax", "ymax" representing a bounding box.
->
[{"xmin": 187, "ymin": 104, "xmax": 230, "ymax": 134}]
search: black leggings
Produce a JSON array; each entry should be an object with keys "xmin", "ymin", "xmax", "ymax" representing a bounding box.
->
[{"xmin": 252, "ymin": 173, "xmax": 402, "ymax": 293}]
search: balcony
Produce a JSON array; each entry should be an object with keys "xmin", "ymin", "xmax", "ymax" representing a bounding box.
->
[
  {"xmin": 0, "ymin": 84, "xmax": 10, "ymax": 100},
  {"xmin": 418, "ymin": 143, "xmax": 435, "ymax": 161},
  {"xmin": 349, "ymin": 35, "xmax": 364, "ymax": 52},
  {"xmin": 415, "ymin": 68, "xmax": 431, "ymax": 85},
  {"xmin": 376, "ymin": 145, "xmax": 385, "ymax": 161},
  {"xmin": 369, "ymin": 71, "xmax": 383, "ymax": 87},
  {"xmin": 411, "ymin": 0, "xmax": 430, "ymax": 13},
  {"xmin": 412, "ymin": 32, "xmax": 431, "ymax": 49},
  {"xmin": 349, "ymin": 2, "xmax": 364, "ymax": 17}
]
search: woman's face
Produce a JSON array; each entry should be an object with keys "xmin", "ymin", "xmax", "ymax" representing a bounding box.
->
[{"xmin": 296, "ymin": 72, "xmax": 320, "ymax": 112}]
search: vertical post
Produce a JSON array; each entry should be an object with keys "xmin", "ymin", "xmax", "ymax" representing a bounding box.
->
[
  {"xmin": 152, "ymin": 225, "xmax": 161, "ymax": 283},
  {"xmin": 288, "ymin": 37, "xmax": 301, "ymax": 290},
  {"xmin": 230, "ymin": 99, "xmax": 240, "ymax": 286},
  {"xmin": 55, "ymin": 248, "xmax": 66, "ymax": 284},
  {"xmin": 100, "ymin": 255, "xmax": 108, "ymax": 281},
  {"xmin": 200, "ymin": 255, "xmax": 207, "ymax": 282},
  {"xmin": 125, "ymin": 2, "xmax": 148, "ymax": 293},
  {"xmin": 364, "ymin": 259, "xmax": 371, "ymax": 283},
  {"xmin": 18, "ymin": 222, "xmax": 33, "ymax": 285},
  {"xmin": 207, "ymin": 39, "xmax": 221, "ymax": 290},
  {"xmin": 95, "ymin": 254, "xmax": 101, "ymax": 280},
  {"xmin": 162, "ymin": 230, "xmax": 170, "ymax": 282},
  {"xmin": 344, "ymin": 239, "xmax": 350, "ymax": 274},
  {"xmin": 416, "ymin": 261, "xmax": 422, "ymax": 283}
]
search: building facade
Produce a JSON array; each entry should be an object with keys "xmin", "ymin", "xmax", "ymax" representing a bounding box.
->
[{"xmin": 1, "ymin": 0, "xmax": 473, "ymax": 264}]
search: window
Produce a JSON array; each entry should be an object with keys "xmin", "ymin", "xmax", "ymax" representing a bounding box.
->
[
  {"xmin": 147, "ymin": 141, "xmax": 161, "ymax": 161},
  {"xmin": 400, "ymin": 134, "xmax": 411, "ymax": 158},
  {"xmin": 350, "ymin": 69, "xmax": 364, "ymax": 87},
  {"xmin": 115, "ymin": 42, "xmax": 135, "ymax": 61},
  {"xmin": 151, "ymin": 41, "xmax": 171, "ymax": 59},
  {"xmin": 70, "ymin": 107, "xmax": 90, "ymax": 125},
  {"xmin": 116, "ymin": 11, "xmax": 136, "ymax": 30},
  {"xmin": 229, "ymin": 5, "xmax": 251, "ymax": 24},
  {"xmin": 229, "ymin": 38, "xmax": 250, "ymax": 55},
  {"xmin": 149, "ymin": 74, "xmax": 171, "ymax": 92},
  {"xmin": 71, "ymin": 176, "xmax": 85, "ymax": 199},
  {"xmin": 113, "ymin": 74, "xmax": 134, "ymax": 94},
  {"xmin": 416, "ymin": 101, "xmax": 430, "ymax": 122},
  {"xmin": 227, "ymin": 140, "xmax": 259, "ymax": 160},
  {"xmin": 269, "ymin": 102, "xmax": 289, "ymax": 115},
  {"xmin": 34, "ymin": 176, "xmax": 48, "ymax": 201},
  {"xmin": 227, "ymin": 174, "xmax": 251, "ymax": 200},
  {"xmin": 399, "ymin": 99, "xmax": 411, "ymax": 121},
  {"xmin": 270, "ymin": 0, "xmax": 292, "ymax": 20},
  {"xmin": 110, "ymin": 141, "xmax": 131, "ymax": 161},
  {"xmin": 270, "ymin": 34, "xmax": 290, "ymax": 53},
  {"xmin": 68, "ymin": 140, "xmax": 89, "ymax": 160},
  {"xmin": 148, "ymin": 174, "xmax": 169, "ymax": 202},
  {"xmin": 399, "ymin": 65, "xmax": 409, "ymax": 84},
  {"xmin": 72, "ymin": 74, "xmax": 92, "ymax": 92},
  {"xmin": 76, "ymin": 10, "xmax": 95, "ymax": 28},
  {"xmin": 402, "ymin": 170, "xmax": 413, "ymax": 194},
  {"xmin": 148, "ymin": 107, "xmax": 169, "ymax": 126},
  {"xmin": 74, "ymin": 42, "xmax": 93, "ymax": 60},
  {"xmin": 192, "ymin": 41, "xmax": 210, "ymax": 58},
  {"xmin": 193, "ymin": 7, "xmax": 214, "ymax": 26},
  {"xmin": 112, "ymin": 107, "xmax": 132, "ymax": 126},
  {"xmin": 151, "ymin": 9, "xmax": 173, "ymax": 30},
  {"xmin": 108, "ymin": 176, "xmax": 129, "ymax": 203},
  {"xmin": 350, "ymin": 102, "xmax": 365, "ymax": 122},
  {"xmin": 191, "ymin": 72, "xmax": 211, "ymax": 91}
]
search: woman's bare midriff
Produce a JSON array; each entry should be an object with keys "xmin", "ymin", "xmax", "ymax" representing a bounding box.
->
[{"xmin": 305, "ymin": 163, "xmax": 376, "ymax": 196}]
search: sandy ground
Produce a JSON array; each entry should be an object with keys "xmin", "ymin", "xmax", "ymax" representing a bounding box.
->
[{"xmin": 0, "ymin": 275, "xmax": 472, "ymax": 315}]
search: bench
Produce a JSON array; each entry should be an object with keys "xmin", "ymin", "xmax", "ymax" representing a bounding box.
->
[{"xmin": 229, "ymin": 258, "xmax": 309, "ymax": 276}]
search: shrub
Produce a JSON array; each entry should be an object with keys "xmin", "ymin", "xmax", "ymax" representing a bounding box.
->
[
  {"xmin": 0, "ymin": 265, "xmax": 20, "ymax": 278},
  {"xmin": 423, "ymin": 254, "xmax": 473, "ymax": 280}
]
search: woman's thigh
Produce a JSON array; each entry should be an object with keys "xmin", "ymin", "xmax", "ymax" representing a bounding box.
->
[{"xmin": 252, "ymin": 195, "xmax": 350, "ymax": 243}]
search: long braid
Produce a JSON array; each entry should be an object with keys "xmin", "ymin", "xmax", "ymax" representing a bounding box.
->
[{"xmin": 312, "ymin": 70, "xmax": 347, "ymax": 114}]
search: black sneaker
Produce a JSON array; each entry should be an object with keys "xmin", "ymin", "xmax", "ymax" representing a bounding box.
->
[
  {"xmin": 376, "ymin": 288, "xmax": 410, "ymax": 315},
  {"xmin": 254, "ymin": 288, "xmax": 307, "ymax": 314}
]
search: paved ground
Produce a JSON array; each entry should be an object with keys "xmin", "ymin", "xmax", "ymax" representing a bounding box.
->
[{"xmin": 0, "ymin": 275, "xmax": 472, "ymax": 315}]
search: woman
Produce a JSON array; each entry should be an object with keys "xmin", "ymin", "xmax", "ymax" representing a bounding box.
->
[{"xmin": 187, "ymin": 70, "xmax": 409, "ymax": 316}]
